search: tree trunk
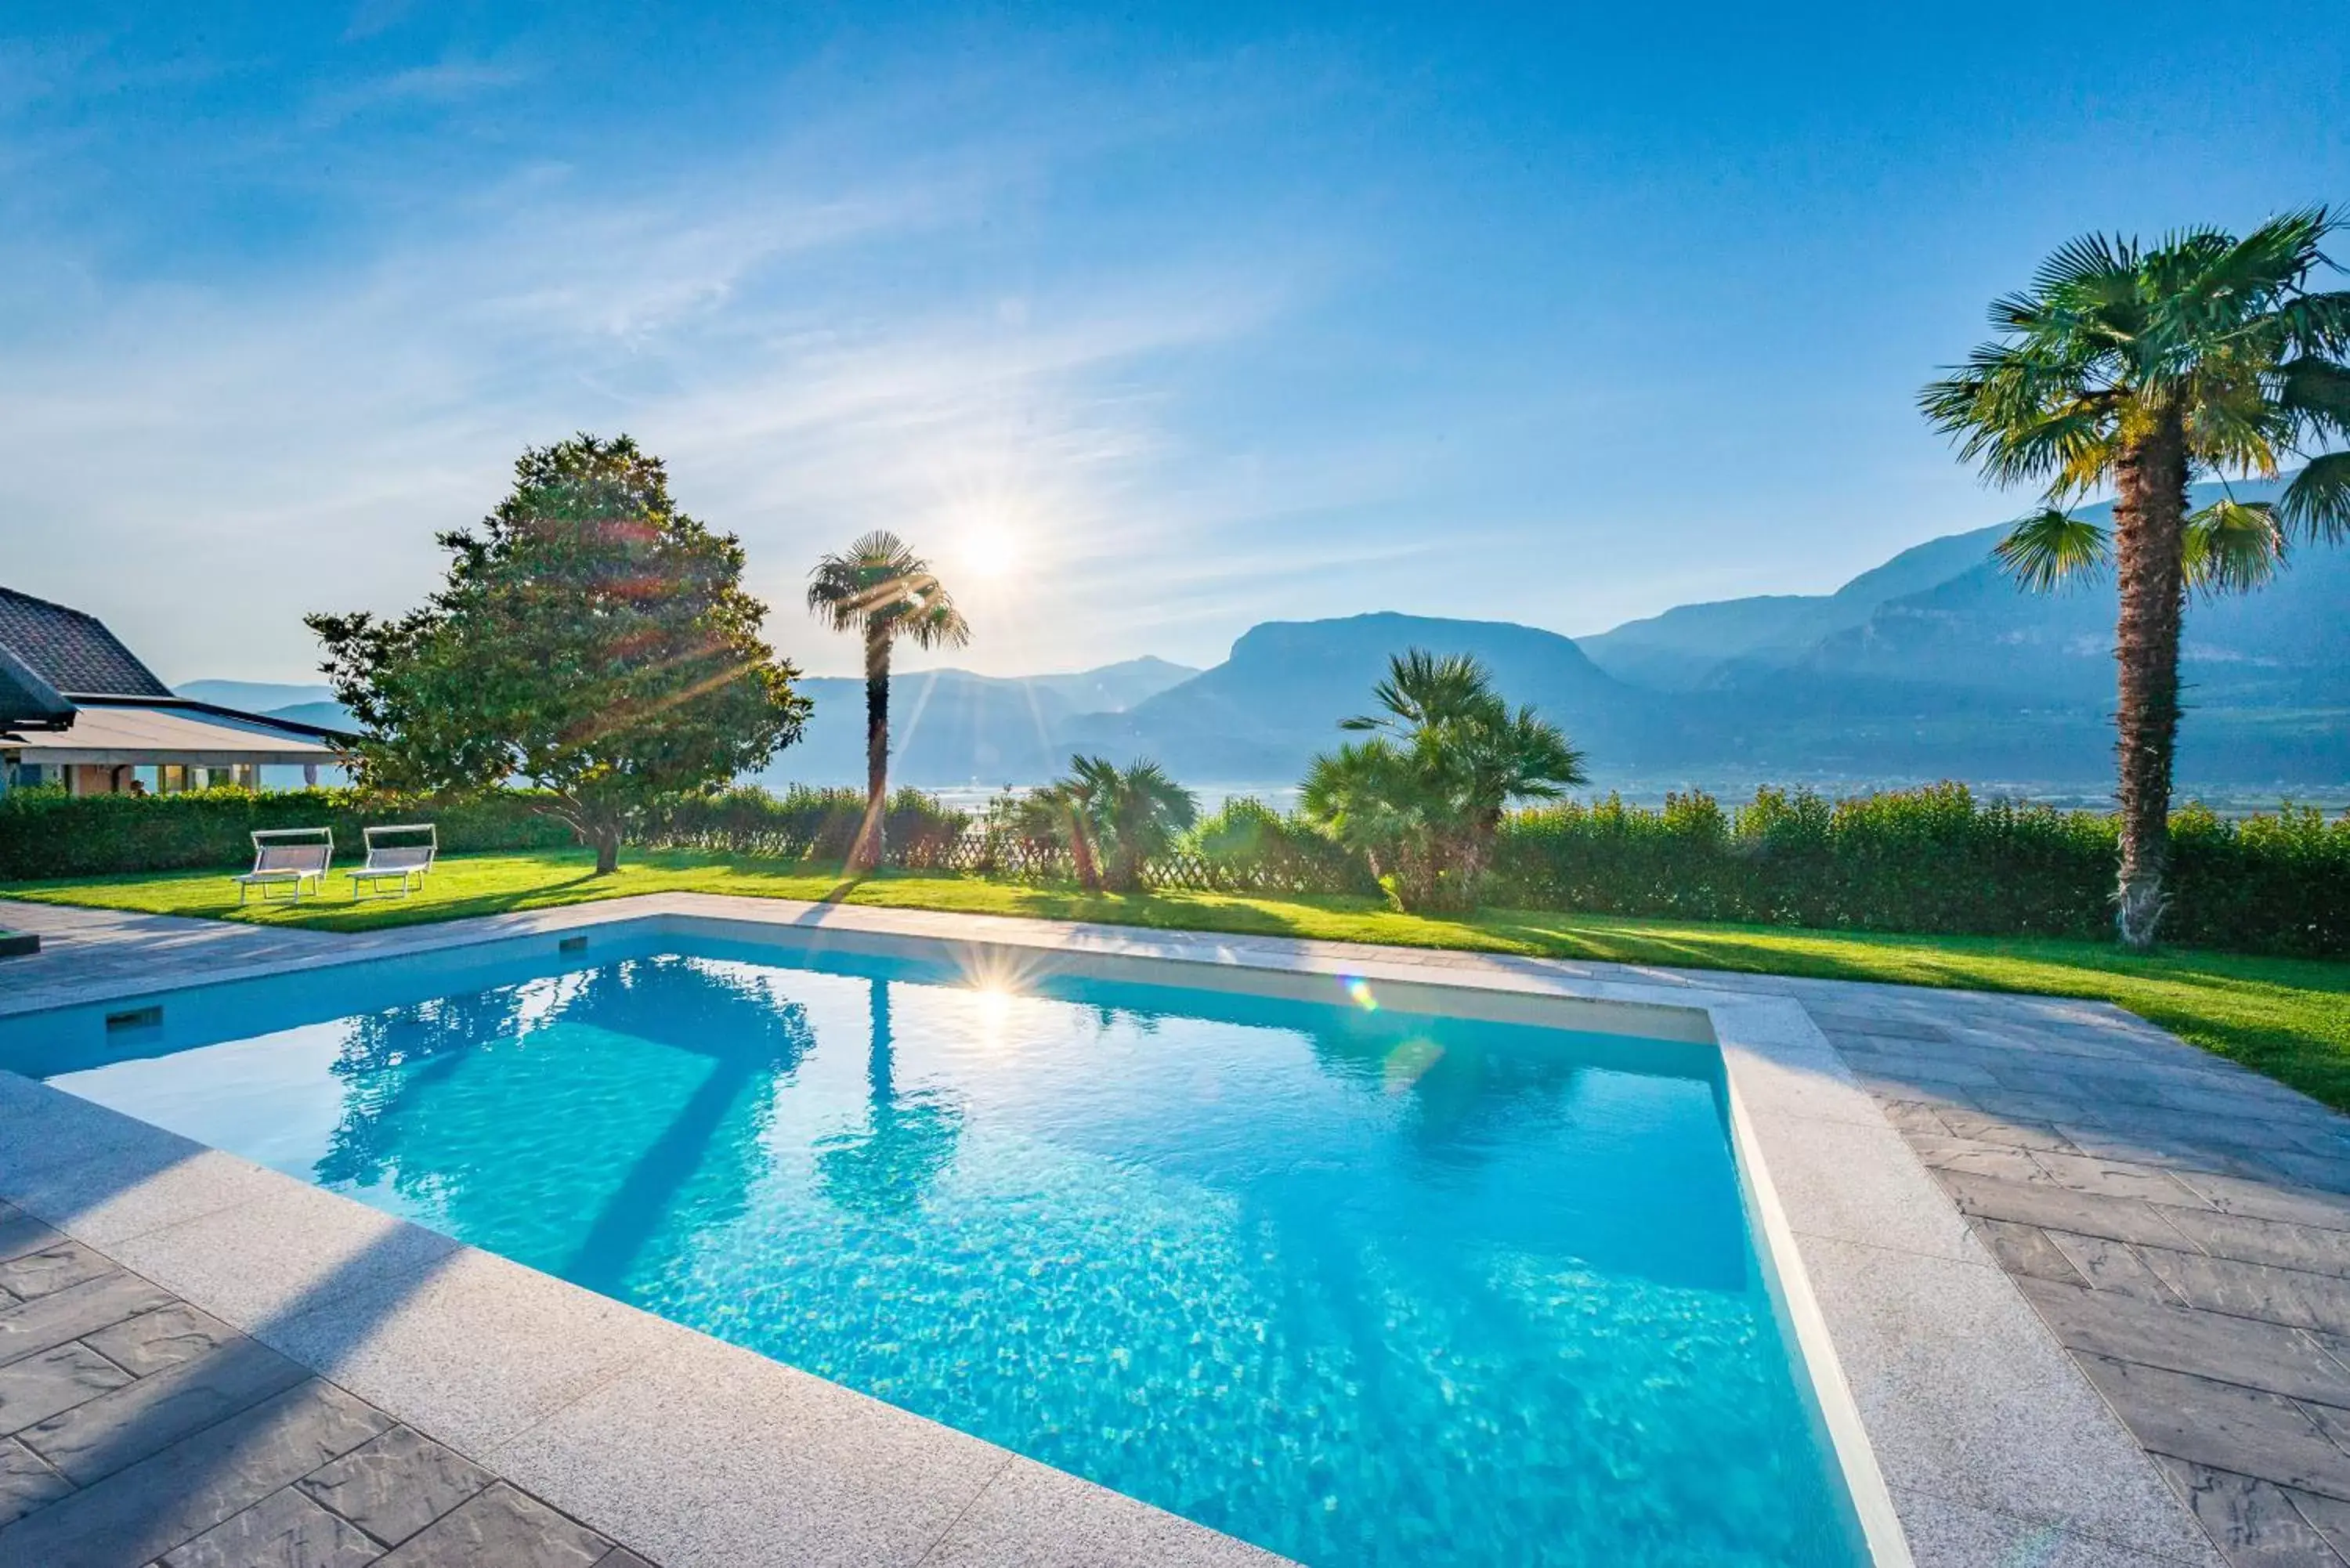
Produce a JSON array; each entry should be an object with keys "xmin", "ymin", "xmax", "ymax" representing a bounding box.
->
[
  {"xmin": 1065, "ymin": 805, "xmax": 1102, "ymax": 891},
  {"xmin": 859, "ymin": 629, "xmax": 891, "ymax": 871},
  {"xmin": 591, "ymin": 821, "xmax": 621, "ymax": 876},
  {"xmin": 2110, "ymin": 416, "xmax": 2191, "ymax": 951}
]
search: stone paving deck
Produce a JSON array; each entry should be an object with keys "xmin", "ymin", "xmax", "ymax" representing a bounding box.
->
[
  {"xmin": 1787, "ymin": 978, "xmax": 2350, "ymax": 1566},
  {"xmin": 0, "ymin": 1200, "xmax": 655, "ymax": 1567},
  {"xmin": 7, "ymin": 894, "xmax": 2346, "ymax": 1563}
]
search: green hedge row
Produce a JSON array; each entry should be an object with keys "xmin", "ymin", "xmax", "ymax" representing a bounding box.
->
[
  {"xmin": 0, "ymin": 787, "xmax": 574, "ymax": 880},
  {"xmin": 1489, "ymin": 783, "xmax": 2350, "ymax": 956},
  {"xmin": 637, "ymin": 786, "xmax": 971, "ymax": 864},
  {"xmin": 8, "ymin": 779, "xmax": 2347, "ymax": 958}
]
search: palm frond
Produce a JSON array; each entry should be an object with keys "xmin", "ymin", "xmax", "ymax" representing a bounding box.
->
[
  {"xmin": 2182, "ymin": 499, "xmax": 2287, "ymax": 595},
  {"xmin": 2280, "ymin": 452, "xmax": 2350, "ymax": 544},
  {"xmin": 805, "ymin": 530, "xmax": 971, "ymax": 649},
  {"xmin": 1994, "ymin": 508, "xmax": 2112, "ymax": 592},
  {"xmin": 2031, "ymin": 231, "xmax": 2138, "ymax": 299},
  {"xmin": 2279, "ymin": 290, "xmax": 2350, "ymax": 358},
  {"xmin": 2280, "ymin": 356, "xmax": 2350, "ymax": 444}
]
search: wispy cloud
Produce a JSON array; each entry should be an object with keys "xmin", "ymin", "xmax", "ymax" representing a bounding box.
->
[
  {"xmin": 305, "ymin": 55, "xmax": 532, "ymax": 127},
  {"xmin": 0, "ymin": 56, "xmax": 1340, "ymax": 683}
]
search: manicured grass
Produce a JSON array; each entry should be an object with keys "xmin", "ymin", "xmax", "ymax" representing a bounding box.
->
[{"xmin": 11, "ymin": 847, "xmax": 2350, "ymax": 1111}]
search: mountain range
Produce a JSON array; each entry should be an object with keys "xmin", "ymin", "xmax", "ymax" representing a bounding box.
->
[{"xmin": 182, "ymin": 476, "xmax": 2350, "ymax": 798}]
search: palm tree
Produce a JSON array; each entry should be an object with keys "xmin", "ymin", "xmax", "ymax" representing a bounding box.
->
[
  {"xmin": 1302, "ymin": 650, "xmax": 1585, "ymax": 911},
  {"xmin": 1921, "ymin": 210, "xmax": 2350, "ymax": 949},
  {"xmin": 1071, "ymin": 755, "xmax": 1198, "ymax": 893},
  {"xmin": 807, "ymin": 532, "xmax": 971, "ymax": 869},
  {"xmin": 1014, "ymin": 755, "xmax": 1197, "ymax": 892}
]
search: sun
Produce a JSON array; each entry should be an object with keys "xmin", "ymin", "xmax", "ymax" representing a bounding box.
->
[{"xmin": 956, "ymin": 518, "xmax": 1023, "ymax": 581}]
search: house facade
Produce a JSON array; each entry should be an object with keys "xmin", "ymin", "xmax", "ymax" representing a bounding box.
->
[{"xmin": 0, "ymin": 586, "xmax": 353, "ymax": 796}]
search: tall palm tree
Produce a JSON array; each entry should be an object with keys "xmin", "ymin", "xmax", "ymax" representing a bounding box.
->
[
  {"xmin": 1921, "ymin": 210, "xmax": 2350, "ymax": 949},
  {"xmin": 807, "ymin": 532, "xmax": 971, "ymax": 868}
]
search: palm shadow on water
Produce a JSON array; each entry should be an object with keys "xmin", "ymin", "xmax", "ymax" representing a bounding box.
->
[
  {"xmin": 314, "ymin": 956, "xmax": 820, "ymax": 1296},
  {"xmin": 814, "ymin": 977, "xmax": 964, "ymax": 1218}
]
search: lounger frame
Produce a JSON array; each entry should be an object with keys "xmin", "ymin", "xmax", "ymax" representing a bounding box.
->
[
  {"xmin": 349, "ymin": 823, "xmax": 437, "ymax": 901},
  {"xmin": 233, "ymin": 829, "xmax": 334, "ymax": 905}
]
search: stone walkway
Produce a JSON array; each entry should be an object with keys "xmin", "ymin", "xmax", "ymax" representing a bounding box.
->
[
  {"xmin": 1790, "ymin": 978, "xmax": 2350, "ymax": 1566},
  {"xmin": 0, "ymin": 1200, "xmax": 657, "ymax": 1568},
  {"xmin": 6, "ymin": 896, "xmax": 2350, "ymax": 1564}
]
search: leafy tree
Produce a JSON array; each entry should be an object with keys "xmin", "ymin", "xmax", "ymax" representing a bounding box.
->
[
  {"xmin": 1009, "ymin": 754, "xmax": 1198, "ymax": 892},
  {"xmin": 1921, "ymin": 209, "xmax": 2350, "ymax": 948},
  {"xmin": 1300, "ymin": 650, "xmax": 1585, "ymax": 912},
  {"xmin": 805, "ymin": 531, "xmax": 971, "ymax": 869},
  {"xmin": 307, "ymin": 434, "xmax": 808, "ymax": 874}
]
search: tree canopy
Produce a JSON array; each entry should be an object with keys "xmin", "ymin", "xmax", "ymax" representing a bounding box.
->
[{"xmin": 308, "ymin": 434, "xmax": 808, "ymax": 873}]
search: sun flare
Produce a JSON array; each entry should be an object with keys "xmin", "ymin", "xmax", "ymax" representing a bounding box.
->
[{"xmin": 956, "ymin": 518, "xmax": 1024, "ymax": 581}]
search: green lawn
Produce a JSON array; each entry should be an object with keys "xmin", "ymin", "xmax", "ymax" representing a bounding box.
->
[{"xmin": 10, "ymin": 847, "xmax": 2349, "ymax": 1111}]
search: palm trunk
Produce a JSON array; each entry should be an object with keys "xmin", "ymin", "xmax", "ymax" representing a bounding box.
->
[
  {"xmin": 2110, "ymin": 416, "xmax": 2191, "ymax": 951},
  {"xmin": 859, "ymin": 629, "xmax": 891, "ymax": 870},
  {"xmin": 1065, "ymin": 804, "xmax": 1101, "ymax": 891}
]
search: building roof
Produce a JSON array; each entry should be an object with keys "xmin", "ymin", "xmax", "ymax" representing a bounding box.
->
[
  {"xmin": 0, "ymin": 586, "xmax": 173, "ymax": 699},
  {"xmin": 0, "ymin": 641, "xmax": 75, "ymax": 731},
  {"xmin": 5, "ymin": 703, "xmax": 345, "ymax": 766}
]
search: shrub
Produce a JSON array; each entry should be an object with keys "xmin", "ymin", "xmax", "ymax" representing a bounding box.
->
[
  {"xmin": 0, "ymin": 786, "xmax": 573, "ymax": 881},
  {"xmin": 1185, "ymin": 797, "xmax": 1377, "ymax": 896},
  {"xmin": 638, "ymin": 786, "xmax": 970, "ymax": 866},
  {"xmin": 1492, "ymin": 782, "xmax": 2350, "ymax": 956}
]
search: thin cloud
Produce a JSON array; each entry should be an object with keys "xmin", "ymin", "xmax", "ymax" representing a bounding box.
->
[{"xmin": 305, "ymin": 56, "xmax": 533, "ymax": 127}]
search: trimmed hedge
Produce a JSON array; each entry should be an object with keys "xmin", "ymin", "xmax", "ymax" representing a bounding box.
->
[
  {"xmin": 0, "ymin": 786, "xmax": 573, "ymax": 880},
  {"xmin": 7, "ymin": 779, "xmax": 2347, "ymax": 958},
  {"xmin": 1491, "ymin": 783, "xmax": 2350, "ymax": 956},
  {"xmin": 638, "ymin": 786, "xmax": 971, "ymax": 865}
]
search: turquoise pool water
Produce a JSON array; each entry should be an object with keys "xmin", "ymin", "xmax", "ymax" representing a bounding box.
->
[{"xmin": 7, "ymin": 934, "xmax": 1864, "ymax": 1567}]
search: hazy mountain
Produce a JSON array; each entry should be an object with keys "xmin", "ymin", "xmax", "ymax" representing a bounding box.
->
[
  {"xmin": 1018, "ymin": 656, "xmax": 1198, "ymax": 714},
  {"xmin": 753, "ymin": 657, "xmax": 1198, "ymax": 790},
  {"xmin": 1579, "ymin": 524, "xmax": 2009, "ymax": 690},
  {"xmin": 183, "ymin": 478, "xmax": 2348, "ymax": 800},
  {"xmin": 261, "ymin": 700, "xmax": 358, "ymax": 733},
  {"xmin": 176, "ymin": 679, "xmax": 334, "ymax": 712},
  {"xmin": 1061, "ymin": 612, "xmax": 1672, "ymax": 780}
]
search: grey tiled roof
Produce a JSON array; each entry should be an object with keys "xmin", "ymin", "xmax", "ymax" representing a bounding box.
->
[
  {"xmin": 0, "ymin": 639, "xmax": 75, "ymax": 728},
  {"xmin": 0, "ymin": 585, "xmax": 172, "ymax": 699}
]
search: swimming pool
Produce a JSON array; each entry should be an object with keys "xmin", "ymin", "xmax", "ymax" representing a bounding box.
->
[{"xmin": 1, "ymin": 927, "xmax": 1868, "ymax": 1567}]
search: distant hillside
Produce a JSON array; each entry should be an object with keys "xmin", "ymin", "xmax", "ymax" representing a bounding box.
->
[
  {"xmin": 182, "ymin": 479, "xmax": 2350, "ymax": 800},
  {"xmin": 262, "ymin": 700, "xmax": 357, "ymax": 733},
  {"xmin": 176, "ymin": 679, "xmax": 334, "ymax": 712},
  {"xmin": 1063, "ymin": 612, "xmax": 1673, "ymax": 780},
  {"xmin": 1580, "ymin": 524, "xmax": 2008, "ymax": 691},
  {"xmin": 753, "ymin": 656, "xmax": 1198, "ymax": 789}
]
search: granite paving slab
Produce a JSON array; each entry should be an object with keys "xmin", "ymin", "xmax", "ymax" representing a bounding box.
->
[
  {"xmin": 0, "ymin": 1216, "xmax": 659, "ymax": 1568},
  {"xmin": 1806, "ymin": 984, "xmax": 2350, "ymax": 1566},
  {"xmin": 4, "ymin": 891, "xmax": 2302, "ymax": 1565}
]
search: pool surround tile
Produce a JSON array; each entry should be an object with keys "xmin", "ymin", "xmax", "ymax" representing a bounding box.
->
[{"xmin": 0, "ymin": 891, "xmax": 2242, "ymax": 1566}]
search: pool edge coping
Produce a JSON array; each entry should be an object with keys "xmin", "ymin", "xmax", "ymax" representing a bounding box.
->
[{"xmin": 0, "ymin": 892, "xmax": 2222, "ymax": 1566}]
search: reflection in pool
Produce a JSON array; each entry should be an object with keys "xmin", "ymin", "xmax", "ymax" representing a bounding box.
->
[{"xmin": 31, "ymin": 941, "xmax": 1863, "ymax": 1568}]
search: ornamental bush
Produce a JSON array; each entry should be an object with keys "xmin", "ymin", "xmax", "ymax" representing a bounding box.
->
[
  {"xmin": 7, "ymin": 779, "xmax": 2345, "ymax": 958},
  {"xmin": 637, "ymin": 786, "xmax": 970, "ymax": 865},
  {"xmin": 0, "ymin": 786, "xmax": 573, "ymax": 881},
  {"xmin": 1491, "ymin": 782, "xmax": 2350, "ymax": 956}
]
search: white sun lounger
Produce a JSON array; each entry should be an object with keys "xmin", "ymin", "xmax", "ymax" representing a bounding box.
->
[
  {"xmin": 349, "ymin": 823, "xmax": 437, "ymax": 899},
  {"xmin": 234, "ymin": 828, "xmax": 333, "ymax": 905}
]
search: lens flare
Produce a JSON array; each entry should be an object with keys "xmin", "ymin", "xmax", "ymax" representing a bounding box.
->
[
  {"xmin": 1383, "ymin": 1038, "xmax": 1444, "ymax": 1092},
  {"xmin": 1344, "ymin": 977, "xmax": 1379, "ymax": 1012}
]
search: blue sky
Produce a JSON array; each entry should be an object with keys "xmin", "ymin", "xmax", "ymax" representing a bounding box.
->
[{"xmin": 4, "ymin": 3, "xmax": 2345, "ymax": 682}]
